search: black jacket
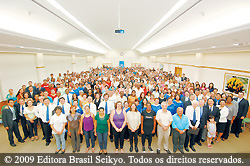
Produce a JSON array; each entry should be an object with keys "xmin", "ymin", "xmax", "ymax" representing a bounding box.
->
[
  {"xmin": 2, "ymin": 106, "xmax": 19, "ymax": 128},
  {"xmin": 206, "ymin": 105, "xmax": 220, "ymax": 123},
  {"xmin": 236, "ymin": 98, "xmax": 249, "ymax": 118}
]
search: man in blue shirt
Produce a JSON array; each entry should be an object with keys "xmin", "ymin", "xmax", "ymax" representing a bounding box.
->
[{"xmin": 172, "ymin": 107, "xmax": 189, "ymax": 154}]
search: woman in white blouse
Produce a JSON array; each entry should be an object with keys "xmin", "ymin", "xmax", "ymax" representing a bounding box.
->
[
  {"xmin": 127, "ymin": 103, "xmax": 141, "ymax": 153},
  {"xmin": 215, "ymin": 99, "xmax": 229, "ymax": 142},
  {"xmin": 24, "ymin": 99, "xmax": 38, "ymax": 141},
  {"xmin": 50, "ymin": 106, "xmax": 67, "ymax": 154}
]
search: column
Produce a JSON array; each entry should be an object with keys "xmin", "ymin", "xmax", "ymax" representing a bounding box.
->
[
  {"xmin": 35, "ymin": 53, "xmax": 46, "ymax": 83},
  {"xmin": 72, "ymin": 55, "xmax": 76, "ymax": 72}
]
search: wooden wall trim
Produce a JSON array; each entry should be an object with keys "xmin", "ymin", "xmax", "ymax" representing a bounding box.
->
[{"xmin": 154, "ymin": 61, "xmax": 250, "ymax": 74}]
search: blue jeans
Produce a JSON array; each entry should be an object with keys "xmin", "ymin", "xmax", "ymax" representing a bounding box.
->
[
  {"xmin": 84, "ymin": 129, "xmax": 95, "ymax": 148},
  {"xmin": 97, "ymin": 132, "xmax": 108, "ymax": 150},
  {"xmin": 54, "ymin": 132, "xmax": 65, "ymax": 150}
]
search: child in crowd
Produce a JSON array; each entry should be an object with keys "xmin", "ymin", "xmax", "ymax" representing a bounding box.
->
[{"xmin": 207, "ymin": 116, "xmax": 216, "ymax": 148}]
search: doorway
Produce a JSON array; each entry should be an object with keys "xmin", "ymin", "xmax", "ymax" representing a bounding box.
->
[{"xmin": 175, "ymin": 67, "xmax": 182, "ymax": 76}]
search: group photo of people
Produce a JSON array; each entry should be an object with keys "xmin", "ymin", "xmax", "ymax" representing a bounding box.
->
[{"xmin": 2, "ymin": 66, "xmax": 249, "ymax": 154}]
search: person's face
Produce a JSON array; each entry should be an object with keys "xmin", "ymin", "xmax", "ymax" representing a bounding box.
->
[
  {"xmin": 199, "ymin": 100, "xmax": 205, "ymax": 107},
  {"xmin": 71, "ymin": 107, "xmax": 76, "ymax": 114},
  {"xmin": 210, "ymin": 118, "xmax": 214, "ymax": 122},
  {"xmin": 161, "ymin": 103, "xmax": 167, "ymax": 110},
  {"xmin": 177, "ymin": 108, "xmax": 183, "ymax": 117},
  {"xmin": 132, "ymin": 91, "xmax": 136, "ymax": 96},
  {"xmin": 168, "ymin": 99, "xmax": 172, "ymax": 104},
  {"xmin": 99, "ymin": 109, "xmax": 104, "ymax": 116},
  {"xmin": 24, "ymin": 93, "xmax": 29, "ymax": 98},
  {"xmin": 104, "ymin": 95, "xmax": 109, "ymax": 101},
  {"xmin": 190, "ymin": 95, "xmax": 195, "ymax": 101},
  {"xmin": 239, "ymin": 92, "xmax": 244, "ymax": 99},
  {"xmin": 44, "ymin": 99, "xmax": 50, "ymax": 106},
  {"xmin": 117, "ymin": 102, "xmax": 122, "ymax": 109},
  {"xmin": 220, "ymin": 101, "xmax": 226, "ymax": 107},
  {"xmin": 176, "ymin": 95, "xmax": 180, "ymax": 100},
  {"xmin": 55, "ymin": 109, "xmax": 61, "ymax": 115},
  {"xmin": 131, "ymin": 104, "xmax": 136, "ymax": 110},
  {"xmin": 9, "ymin": 89, "xmax": 13, "ymax": 94},
  {"xmin": 227, "ymin": 97, "xmax": 232, "ymax": 103},
  {"xmin": 44, "ymin": 92, "xmax": 48, "ymax": 97},
  {"xmin": 154, "ymin": 99, "xmax": 159, "ymax": 105},
  {"xmin": 146, "ymin": 103, "xmax": 151, "ymax": 110},
  {"xmin": 27, "ymin": 101, "xmax": 33, "ymax": 107},
  {"xmin": 192, "ymin": 102, "xmax": 198, "ymax": 109},
  {"xmin": 87, "ymin": 97, "xmax": 92, "ymax": 103},
  {"xmin": 208, "ymin": 99, "xmax": 214, "ymax": 106},
  {"xmin": 60, "ymin": 99, "xmax": 65, "ymax": 104},
  {"xmin": 8, "ymin": 100, "xmax": 14, "ymax": 107},
  {"xmin": 19, "ymin": 99, "xmax": 25, "ymax": 105}
]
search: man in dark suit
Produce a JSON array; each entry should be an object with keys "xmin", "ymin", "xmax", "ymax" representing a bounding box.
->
[
  {"xmin": 36, "ymin": 83, "xmax": 45, "ymax": 95},
  {"xmin": 184, "ymin": 94, "xmax": 195, "ymax": 113},
  {"xmin": 181, "ymin": 91, "xmax": 190, "ymax": 104},
  {"xmin": 231, "ymin": 91, "xmax": 249, "ymax": 138},
  {"xmin": 25, "ymin": 81, "xmax": 37, "ymax": 93},
  {"xmin": 195, "ymin": 99, "xmax": 208, "ymax": 145},
  {"xmin": 2, "ymin": 99, "xmax": 25, "ymax": 147},
  {"xmin": 181, "ymin": 73, "xmax": 187, "ymax": 81},
  {"xmin": 206, "ymin": 98, "xmax": 220, "ymax": 123},
  {"xmin": 14, "ymin": 98, "xmax": 29, "ymax": 139},
  {"xmin": 27, "ymin": 86, "xmax": 36, "ymax": 99}
]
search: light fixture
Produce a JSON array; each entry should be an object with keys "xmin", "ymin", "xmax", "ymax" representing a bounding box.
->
[
  {"xmin": 131, "ymin": 0, "xmax": 188, "ymax": 50},
  {"xmin": 46, "ymin": 0, "xmax": 111, "ymax": 50}
]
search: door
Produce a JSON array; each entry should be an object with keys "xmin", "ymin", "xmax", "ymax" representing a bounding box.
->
[{"xmin": 175, "ymin": 67, "xmax": 182, "ymax": 76}]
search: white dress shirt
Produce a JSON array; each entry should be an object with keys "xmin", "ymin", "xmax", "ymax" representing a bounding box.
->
[
  {"xmin": 63, "ymin": 93, "xmax": 73, "ymax": 104},
  {"xmin": 185, "ymin": 105, "xmax": 200, "ymax": 128},
  {"xmin": 156, "ymin": 109, "xmax": 173, "ymax": 127},
  {"xmin": 19, "ymin": 104, "xmax": 26, "ymax": 117},
  {"xmin": 84, "ymin": 103, "xmax": 97, "ymax": 116},
  {"xmin": 38, "ymin": 104, "xmax": 56, "ymax": 123},
  {"xmin": 58, "ymin": 103, "xmax": 71, "ymax": 116},
  {"xmin": 217, "ymin": 106, "xmax": 229, "ymax": 123},
  {"xmin": 127, "ymin": 111, "xmax": 141, "ymax": 130},
  {"xmin": 99, "ymin": 100, "xmax": 115, "ymax": 115}
]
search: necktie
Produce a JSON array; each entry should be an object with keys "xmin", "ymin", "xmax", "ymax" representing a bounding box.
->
[
  {"xmin": 67, "ymin": 94, "xmax": 70, "ymax": 104},
  {"xmin": 200, "ymin": 107, "xmax": 202, "ymax": 117},
  {"xmin": 193, "ymin": 108, "xmax": 196, "ymax": 123},
  {"xmin": 22, "ymin": 105, "xmax": 24, "ymax": 116},
  {"xmin": 62, "ymin": 105, "xmax": 65, "ymax": 114},
  {"xmin": 46, "ymin": 106, "xmax": 49, "ymax": 122},
  {"xmin": 105, "ymin": 102, "xmax": 108, "ymax": 115},
  {"xmin": 57, "ymin": 98, "xmax": 59, "ymax": 105}
]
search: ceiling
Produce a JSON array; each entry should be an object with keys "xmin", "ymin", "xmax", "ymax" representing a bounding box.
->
[{"xmin": 0, "ymin": 0, "xmax": 250, "ymax": 56}]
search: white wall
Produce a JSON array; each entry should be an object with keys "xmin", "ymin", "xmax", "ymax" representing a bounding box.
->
[
  {"xmin": 155, "ymin": 52, "xmax": 250, "ymax": 99},
  {"xmin": 0, "ymin": 53, "xmax": 89, "ymax": 101}
]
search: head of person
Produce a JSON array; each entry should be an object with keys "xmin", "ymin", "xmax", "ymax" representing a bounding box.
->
[
  {"xmin": 220, "ymin": 99, "xmax": 226, "ymax": 107},
  {"xmin": 95, "ymin": 92, "xmax": 100, "ymax": 99},
  {"xmin": 34, "ymin": 94, "xmax": 39, "ymax": 101},
  {"xmin": 238, "ymin": 91, "xmax": 244, "ymax": 99},
  {"xmin": 115, "ymin": 101, "xmax": 123, "ymax": 110},
  {"xmin": 73, "ymin": 100, "xmax": 78, "ymax": 107},
  {"xmin": 154, "ymin": 98, "xmax": 159, "ymax": 105},
  {"xmin": 44, "ymin": 91, "xmax": 49, "ymax": 97},
  {"xmin": 8, "ymin": 99, "xmax": 14, "ymax": 107},
  {"xmin": 24, "ymin": 92, "xmax": 29, "ymax": 99},
  {"xmin": 19, "ymin": 98, "xmax": 25, "ymax": 105},
  {"xmin": 103, "ymin": 93, "xmax": 109, "ymax": 101},
  {"xmin": 190, "ymin": 94, "xmax": 196, "ymax": 101},
  {"xmin": 216, "ymin": 93, "xmax": 221, "ymax": 100},
  {"xmin": 99, "ymin": 107, "xmax": 105, "ymax": 116},
  {"xmin": 142, "ymin": 98, "xmax": 148, "ymax": 105},
  {"xmin": 65, "ymin": 89, "xmax": 69, "ymax": 95},
  {"xmin": 28, "ymin": 81, "xmax": 33, "ymax": 86},
  {"xmin": 175, "ymin": 94, "xmax": 181, "ymax": 101},
  {"xmin": 146, "ymin": 102, "xmax": 151, "ymax": 110},
  {"xmin": 39, "ymin": 96, "xmax": 44, "ymax": 103},
  {"xmin": 70, "ymin": 105, "xmax": 77, "ymax": 114},
  {"xmin": 54, "ymin": 106, "xmax": 62, "ymax": 116},
  {"xmin": 161, "ymin": 101, "xmax": 168, "ymax": 111},
  {"xmin": 83, "ymin": 93, "xmax": 88, "ymax": 99},
  {"xmin": 124, "ymin": 101, "xmax": 129, "ymax": 108},
  {"xmin": 131, "ymin": 90, "xmax": 136, "ymax": 97},
  {"xmin": 27, "ymin": 98, "xmax": 33, "ymax": 107},
  {"xmin": 167, "ymin": 97, "xmax": 173, "ymax": 105},
  {"xmin": 209, "ymin": 115, "xmax": 215, "ymax": 122},
  {"xmin": 226, "ymin": 96, "xmax": 233, "ymax": 104},
  {"xmin": 199, "ymin": 99, "xmax": 205, "ymax": 107},
  {"xmin": 29, "ymin": 86, "xmax": 33, "ymax": 92},
  {"xmin": 177, "ymin": 107, "xmax": 183, "ymax": 117},
  {"xmin": 84, "ymin": 105, "xmax": 90, "ymax": 114},
  {"xmin": 185, "ymin": 91, "xmax": 189, "ymax": 97},
  {"xmin": 192, "ymin": 100, "xmax": 198, "ymax": 109},
  {"xmin": 120, "ymin": 91, "xmax": 124, "ymax": 98},
  {"xmin": 130, "ymin": 102, "xmax": 138, "ymax": 112},
  {"xmin": 59, "ymin": 97, "xmax": 65, "ymax": 105},
  {"xmin": 56, "ymin": 91, "xmax": 61, "ymax": 97},
  {"xmin": 87, "ymin": 96, "xmax": 93, "ymax": 103},
  {"xmin": 44, "ymin": 98, "xmax": 50, "ymax": 106},
  {"xmin": 207, "ymin": 98, "xmax": 214, "ymax": 107}
]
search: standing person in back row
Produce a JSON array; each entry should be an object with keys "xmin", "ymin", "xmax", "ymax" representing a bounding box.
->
[
  {"xmin": 2, "ymin": 99, "xmax": 25, "ymax": 147},
  {"xmin": 231, "ymin": 91, "xmax": 249, "ymax": 138}
]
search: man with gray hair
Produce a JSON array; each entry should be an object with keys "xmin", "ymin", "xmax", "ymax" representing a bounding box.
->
[
  {"xmin": 156, "ymin": 101, "xmax": 173, "ymax": 154},
  {"xmin": 184, "ymin": 100, "xmax": 200, "ymax": 152}
]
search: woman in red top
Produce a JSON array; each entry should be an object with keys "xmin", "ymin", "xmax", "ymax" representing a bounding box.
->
[
  {"xmin": 106, "ymin": 78, "xmax": 111, "ymax": 88},
  {"xmin": 16, "ymin": 88, "xmax": 24, "ymax": 102}
]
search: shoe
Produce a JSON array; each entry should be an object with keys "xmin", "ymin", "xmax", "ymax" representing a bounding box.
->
[
  {"xmin": 99, "ymin": 151, "xmax": 102, "ymax": 155},
  {"xmin": 157, "ymin": 149, "xmax": 160, "ymax": 154},
  {"xmin": 61, "ymin": 150, "xmax": 65, "ymax": 154},
  {"xmin": 201, "ymin": 139, "xmax": 205, "ymax": 142},
  {"xmin": 211, "ymin": 141, "xmax": 214, "ymax": 145},
  {"xmin": 46, "ymin": 142, "xmax": 50, "ymax": 146},
  {"xmin": 23, "ymin": 136, "xmax": 28, "ymax": 140},
  {"xmin": 115, "ymin": 149, "xmax": 118, "ymax": 154},
  {"xmin": 121, "ymin": 149, "xmax": 124, "ymax": 154},
  {"xmin": 104, "ymin": 151, "xmax": 107, "ymax": 155},
  {"xmin": 179, "ymin": 149, "xmax": 184, "ymax": 154},
  {"xmin": 173, "ymin": 149, "xmax": 177, "ymax": 153},
  {"xmin": 129, "ymin": 146, "xmax": 133, "ymax": 152},
  {"xmin": 148, "ymin": 147, "xmax": 153, "ymax": 153},
  {"xmin": 190, "ymin": 146, "xmax": 196, "ymax": 152},
  {"xmin": 197, "ymin": 142, "xmax": 202, "ymax": 146},
  {"xmin": 184, "ymin": 147, "xmax": 189, "ymax": 152},
  {"xmin": 235, "ymin": 133, "xmax": 239, "ymax": 138},
  {"xmin": 73, "ymin": 150, "xmax": 76, "ymax": 153},
  {"xmin": 55, "ymin": 149, "xmax": 60, "ymax": 154},
  {"xmin": 135, "ymin": 146, "xmax": 138, "ymax": 153},
  {"xmin": 42, "ymin": 137, "xmax": 45, "ymax": 140},
  {"xmin": 110, "ymin": 138, "xmax": 114, "ymax": 142},
  {"xmin": 164, "ymin": 149, "xmax": 171, "ymax": 154},
  {"xmin": 77, "ymin": 149, "xmax": 80, "ymax": 153},
  {"xmin": 50, "ymin": 135, "xmax": 53, "ymax": 139},
  {"xmin": 10, "ymin": 143, "xmax": 17, "ymax": 147},
  {"xmin": 142, "ymin": 147, "xmax": 146, "ymax": 153},
  {"xmin": 19, "ymin": 139, "xmax": 25, "ymax": 143}
]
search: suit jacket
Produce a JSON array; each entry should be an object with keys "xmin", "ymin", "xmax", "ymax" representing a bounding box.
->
[
  {"xmin": 236, "ymin": 98, "xmax": 249, "ymax": 118},
  {"xmin": 2, "ymin": 106, "xmax": 19, "ymax": 128},
  {"xmin": 206, "ymin": 105, "xmax": 220, "ymax": 123},
  {"xmin": 27, "ymin": 91, "xmax": 36, "ymax": 99},
  {"xmin": 14, "ymin": 103, "xmax": 25, "ymax": 119},
  {"xmin": 199, "ymin": 106, "xmax": 208, "ymax": 128},
  {"xmin": 181, "ymin": 97, "xmax": 190, "ymax": 104},
  {"xmin": 184, "ymin": 100, "xmax": 192, "ymax": 112}
]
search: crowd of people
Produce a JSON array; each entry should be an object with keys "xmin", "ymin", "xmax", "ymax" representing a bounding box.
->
[{"xmin": 2, "ymin": 66, "xmax": 249, "ymax": 154}]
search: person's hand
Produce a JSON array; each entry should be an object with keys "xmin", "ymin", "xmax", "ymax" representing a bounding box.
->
[
  {"xmin": 59, "ymin": 131, "xmax": 63, "ymax": 135},
  {"xmin": 192, "ymin": 126, "xmax": 195, "ymax": 129},
  {"xmin": 151, "ymin": 130, "xmax": 155, "ymax": 134},
  {"xmin": 30, "ymin": 120, "xmax": 34, "ymax": 123},
  {"xmin": 179, "ymin": 130, "xmax": 184, "ymax": 134},
  {"xmin": 56, "ymin": 131, "xmax": 60, "ymax": 135},
  {"xmin": 5, "ymin": 127, "xmax": 9, "ymax": 130},
  {"xmin": 240, "ymin": 116, "xmax": 245, "ymax": 119},
  {"xmin": 115, "ymin": 127, "xmax": 119, "ymax": 132},
  {"xmin": 5, "ymin": 106, "xmax": 8, "ymax": 109},
  {"xmin": 80, "ymin": 130, "xmax": 83, "ymax": 135},
  {"xmin": 68, "ymin": 131, "xmax": 71, "ymax": 136},
  {"xmin": 141, "ymin": 129, "xmax": 144, "ymax": 134},
  {"xmin": 204, "ymin": 125, "xmax": 206, "ymax": 128},
  {"xmin": 231, "ymin": 120, "xmax": 234, "ymax": 124},
  {"xmin": 78, "ymin": 130, "xmax": 81, "ymax": 135},
  {"xmin": 194, "ymin": 127, "xmax": 197, "ymax": 130},
  {"xmin": 163, "ymin": 126, "xmax": 168, "ymax": 131},
  {"xmin": 94, "ymin": 131, "xmax": 97, "ymax": 136}
]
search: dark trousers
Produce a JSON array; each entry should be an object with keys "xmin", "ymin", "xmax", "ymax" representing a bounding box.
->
[
  {"xmin": 222, "ymin": 120, "xmax": 231, "ymax": 139},
  {"xmin": 173, "ymin": 129, "xmax": 186, "ymax": 151},
  {"xmin": 124, "ymin": 126, "xmax": 130, "ymax": 139},
  {"xmin": 112, "ymin": 127, "xmax": 125, "ymax": 149},
  {"xmin": 184, "ymin": 132, "xmax": 196, "ymax": 148},
  {"xmin": 109, "ymin": 121, "xmax": 113, "ymax": 140},
  {"xmin": 195, "ymin": 127, "xmax": 204, "ymax": 143},
  {"xmin": 231, "ymin": 117, "xmax": 243, "ymax": 134},
  {"xmin": 38, "ymin": 118, "xmax": 45, "ymax": 137},
  {"xmin": 20, "ymin": 116, "xmax": 29, "ymax": 138},
  {"xmin": 42, "ymin": 122, "xmax": 52, "ymax": 143},
  {"xmin": 6, "ymin": 120, "xmax": 22, "ymax": 145},
  {"xmin": 141, "ymin": 133, "xmax": 153, "ymax": 147},
  {"xmin": 84, "ymin": 130, "xmax": 95, "ymax": 148},
  {"xmin": 27, "ymin": 119, "xmax": 38, "ymax": 137},
  {"xmin": 128, "ymin": 129, "xmax": 139, "ymax": 147}
]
